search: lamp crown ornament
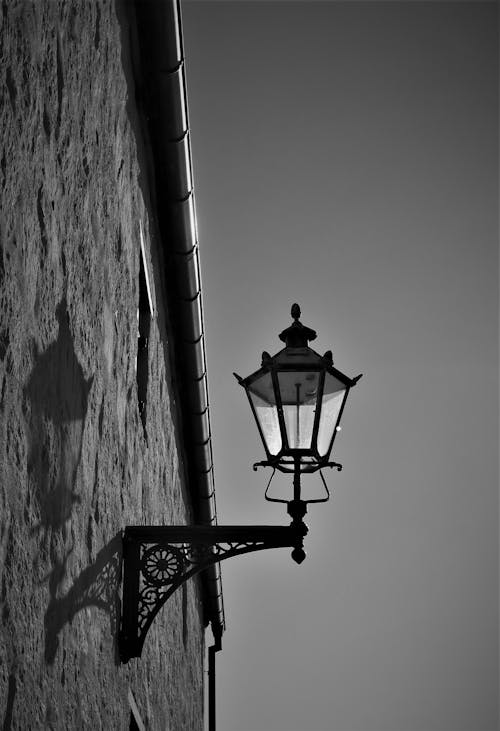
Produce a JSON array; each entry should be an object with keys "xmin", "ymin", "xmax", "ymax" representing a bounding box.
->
[{"xmin": 279, "ymin": 303, "xmax": 317, "ymax": 347}]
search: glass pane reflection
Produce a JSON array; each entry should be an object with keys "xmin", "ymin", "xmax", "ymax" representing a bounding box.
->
[
  {"xmin": 317, "ymin": 373, "xmax": 346, "ymax": 456},
  {"xmin": 277, "ymin": 371, "xmax": 319, "ymax": 449},
  {"xmin": 247, "ymin": 372, "xmax": 282, "ymax": 455}
]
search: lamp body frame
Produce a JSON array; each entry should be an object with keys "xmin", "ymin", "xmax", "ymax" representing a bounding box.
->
[{"xmin": 241, "ymin": 346, "xmax": 355, "ymax": 474}]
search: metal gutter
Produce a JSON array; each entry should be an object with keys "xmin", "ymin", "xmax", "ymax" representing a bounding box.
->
[{"xmin": 132, "ymin": 0, "xmax": 225, "ymax": 642}]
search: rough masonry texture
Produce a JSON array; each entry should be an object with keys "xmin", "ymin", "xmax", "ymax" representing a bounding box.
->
[{"xmin": 0, "ymin": 1, "xmax": 205, "ymax": 728}]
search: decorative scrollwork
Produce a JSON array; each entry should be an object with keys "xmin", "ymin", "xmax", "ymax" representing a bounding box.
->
[
  {"xmin": 141, "ymin": 545, "xmax": 184, "ymax": 586},
  {"xmin": 138, "ymin": 585, "xmax": 163, "ymax": 631},
  {"xmin": 134, "ymin": 540, "xmax": 269, "ymax": 637},
  {"xmin": 184, "ymin": 541, "xmax": 264, "ymax": 565}
]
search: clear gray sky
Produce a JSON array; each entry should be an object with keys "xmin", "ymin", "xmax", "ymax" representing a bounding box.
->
[{"xmin": 182, "ymin": 2, "xmax": 498, "ymax": 730}]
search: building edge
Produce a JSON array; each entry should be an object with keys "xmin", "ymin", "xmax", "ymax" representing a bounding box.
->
[{"xmin": 126, "ymin": 0, "xmax": 225, "ymax": 645}]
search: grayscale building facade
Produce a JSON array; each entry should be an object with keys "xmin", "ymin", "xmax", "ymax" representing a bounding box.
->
[{"xmin": 0, "ymin": 1, "xmax": 223, "ymax": 728}]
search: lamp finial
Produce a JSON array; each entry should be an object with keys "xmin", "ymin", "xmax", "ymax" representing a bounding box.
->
[{"xmin": 279, "ymin": 304, "xmax": 317, "ymax": 346}]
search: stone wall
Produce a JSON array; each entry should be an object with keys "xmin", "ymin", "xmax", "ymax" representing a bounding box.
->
[{"xmin": 0, "ymin": 1, "xmax": 204, "ymax": 728}]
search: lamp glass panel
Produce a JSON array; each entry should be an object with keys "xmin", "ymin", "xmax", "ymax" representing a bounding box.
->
[
  {"xmin": 317, "ymin": 372, "xmax": 346, "ymax": 456},
  {"xmin": 277, "ymin": 370, "xmax": 319, "ymax": 449},
  {"xmin": 247, "ymin": 372, "xmax": 282, "ymax": 455}
]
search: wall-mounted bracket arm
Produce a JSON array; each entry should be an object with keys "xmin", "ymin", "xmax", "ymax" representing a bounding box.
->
[{"xmin": 119, "ymin": 521, "xmax": 307, "ymax": 662}]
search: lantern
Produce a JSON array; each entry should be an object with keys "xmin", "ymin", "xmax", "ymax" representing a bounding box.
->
[{"xmin": 236, "ymin": 304, "xmax": 361, "ymax": 474}]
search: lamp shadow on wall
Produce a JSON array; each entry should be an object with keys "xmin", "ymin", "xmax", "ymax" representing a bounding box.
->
[
  {"xmin": 23, "ymin": 297, "xmax": 93, "ymax": 533},
  {"xmin": 22, "ymin": 298, "xmax": 123, "ymax": 664},
  {"xmin": 43, "ymin": 533, "xmax": 122, "ymax": 665}
]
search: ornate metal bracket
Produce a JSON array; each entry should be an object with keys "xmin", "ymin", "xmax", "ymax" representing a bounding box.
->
[{"xmin": 119, "ymin": 522, "xmax": 307, "ymax": 662}]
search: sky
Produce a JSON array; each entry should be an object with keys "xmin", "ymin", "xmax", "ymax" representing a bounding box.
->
[{"xmin": 181, "ymin": 2, "xmax": 498, "ymax": 730}]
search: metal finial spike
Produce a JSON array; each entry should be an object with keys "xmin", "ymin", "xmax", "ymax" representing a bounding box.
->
[{"xmin": 291, "ymin": 303, "xmax": 301, "ymax": 321}]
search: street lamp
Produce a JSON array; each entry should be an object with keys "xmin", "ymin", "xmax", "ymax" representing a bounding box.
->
[
  {"xmin": 119, "ymin": 305, "xmax": 361, "ymax": 661},
  {"xmin": 235, "ymin": 303, "xmax": 362, "ymax": 563}
]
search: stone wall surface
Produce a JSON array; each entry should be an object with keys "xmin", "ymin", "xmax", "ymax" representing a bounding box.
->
[{"xmin": 0, "ymin": 1, "xmax": 204, "ymax": 728}]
